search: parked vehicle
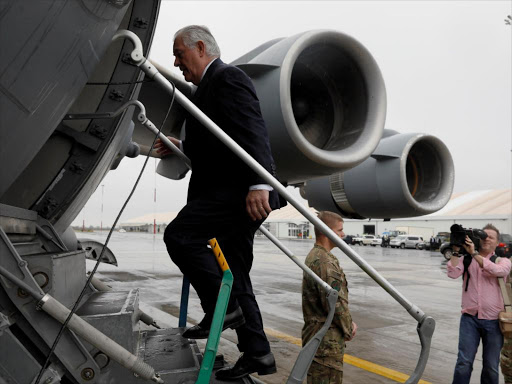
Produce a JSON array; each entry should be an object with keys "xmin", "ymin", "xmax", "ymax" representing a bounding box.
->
[
  {"xmin": 439, "ymin": 242, "xmax": 453, "ymax": 260},
  {"xmin": 496, "ymin": 234, "xmax": 512, "ymax": 258},
  {"xmin": 352, "ymin": 235, "xmax": 364, "ymax": 245},
  {"xmin": 381, "ymin": 230, "xmax": 405, "ymax": 247},
  {"xmin": 382, "ymin": 230, "xmax": 406, "ymax": 239},
  {"xmin": 362, "ymin": 235, "xmax": 377, "ymax": 246},
  {"xmin": 395, "ymin": 226, "xmax": 434, "ymax": 243},
  {"xmin": 390, "ymin": 235, "xmax": 424, "ymax": 249},
  {"xmin": 371, "ymin": 236, "xmax": 382, "ymax": 246},
  {"xmin": 390, "ymin": 235, "xmax": 405, "ymax": 248}
]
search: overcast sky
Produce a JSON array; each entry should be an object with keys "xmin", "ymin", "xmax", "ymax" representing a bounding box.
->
[{"xmin": 72, "ymin": 1, "xmax": 511, "ymax": 227}]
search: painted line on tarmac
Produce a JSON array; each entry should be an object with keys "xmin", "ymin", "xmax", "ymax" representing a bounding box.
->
[{"xmin": 264, "ymin": 328, "xmax": 432, "ymax": 384}]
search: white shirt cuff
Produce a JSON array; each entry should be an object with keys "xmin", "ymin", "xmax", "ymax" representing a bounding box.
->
[{"xmin": 249, "ymin": 184, "xmax": 273, "ymax": 191}]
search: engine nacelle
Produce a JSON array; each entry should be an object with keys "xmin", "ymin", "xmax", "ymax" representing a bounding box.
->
[
  {"xmin": 232, "ymin": 30, "xmax": 386, "ymax": 184},
  {"xmin": 136, "ymin": 30, "xmax": 386, "ymax": 184},
  {"xmin": 300, "ymin": 130, "xmax": 455, "ymax": 219}
]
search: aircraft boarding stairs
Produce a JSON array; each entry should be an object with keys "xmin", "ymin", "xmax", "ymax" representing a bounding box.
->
[{"xmin": 0, "ymin": 202, "xmax": 261, "ymax": 383}]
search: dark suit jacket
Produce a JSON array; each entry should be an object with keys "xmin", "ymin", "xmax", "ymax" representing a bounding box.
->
[{"xmin": 182, "ymin": 59, "xmax": 284, "ymax": 211}]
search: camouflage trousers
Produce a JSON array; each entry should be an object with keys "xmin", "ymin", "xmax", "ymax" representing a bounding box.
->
[
  {"xmin": 307, "ymin": 357, "xmax": 344, "ymax": 384},
  {"xmin": 501, "ymin": 336, "xmax": 512, "ymax": 383}
]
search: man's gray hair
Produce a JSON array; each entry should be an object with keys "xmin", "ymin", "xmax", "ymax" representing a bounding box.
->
[{"xmin": 174, "ymin": 25, "xmax": 221, "ymax": 57}]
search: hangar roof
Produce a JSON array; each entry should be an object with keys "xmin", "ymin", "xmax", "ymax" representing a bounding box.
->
[
  {"xmin": 121, "ymin": 189, "xmax": 511, "ymax": 225},
  {"xmin": 427, "ymin": 189, "xmax": 511, "ymax": 216}
]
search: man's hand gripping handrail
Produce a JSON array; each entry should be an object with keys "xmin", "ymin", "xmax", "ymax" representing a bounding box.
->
[{"xmin": 117, "ymin": 30, "xmax": 435, "ymax": 383}]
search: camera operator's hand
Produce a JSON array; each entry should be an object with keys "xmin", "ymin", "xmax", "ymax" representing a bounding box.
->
[
  {"xmin": 449, "ymin": 244, "xmax": 462, "ymax": 267},
  {"xmin": 462, "ymin": 235, "xmax": 485, "ymax": 267},
  {"xmin": 463, "ymin": 235, "xmax": 476, "ymax": 255}
]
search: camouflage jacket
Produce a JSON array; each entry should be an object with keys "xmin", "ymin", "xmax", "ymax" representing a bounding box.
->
[{"xmin": 302, "ymin": 244, "xmax": 353, "ymax": 363}]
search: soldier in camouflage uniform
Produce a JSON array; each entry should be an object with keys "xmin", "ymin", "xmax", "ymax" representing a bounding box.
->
[
  {"xmin": 302, "ymin": 211, "xmax": 357, "ymax": 384},
  {"xmin": 501, "ymin": 336, "xmax": 512, "ymax": 383}
]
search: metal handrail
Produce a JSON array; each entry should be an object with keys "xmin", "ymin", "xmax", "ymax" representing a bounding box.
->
[{"xmin": 114, "ymin": 29, "xmax": 435, "ymax": 384}]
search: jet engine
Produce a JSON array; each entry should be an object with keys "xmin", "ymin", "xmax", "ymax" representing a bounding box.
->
[
  {"xmin": 137, "ymin": 30, "xmax": 387, "ymax": 184},
  {"xmin": 232, "ymin": 30, "xmax": 387, "ymax": 184},
  {"xmin": 300, "ymin": 130, "xmax": 455, "ymax": 219}
]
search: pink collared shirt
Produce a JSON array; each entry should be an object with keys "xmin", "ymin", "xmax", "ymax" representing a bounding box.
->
[{"xmin": 447, "ymin": 253, "xmax": 511, "ymax": 320}]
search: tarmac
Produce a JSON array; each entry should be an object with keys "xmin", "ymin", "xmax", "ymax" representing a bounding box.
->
[{"xmin": 82, "ymin": 231, "xmax": 506, "ymax": 384}]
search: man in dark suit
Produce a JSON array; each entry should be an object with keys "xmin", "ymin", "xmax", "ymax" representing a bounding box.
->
[{"xmin": 155, "ymin": 25, "xmax": 282, "ymax": 379}]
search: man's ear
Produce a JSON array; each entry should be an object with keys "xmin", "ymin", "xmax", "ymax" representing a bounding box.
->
[{"xmin": 197, "ymin": 40, "xmax": 206, "ymax": 57}]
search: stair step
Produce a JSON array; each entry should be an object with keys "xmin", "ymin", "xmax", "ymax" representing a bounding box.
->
[
  {"xmin": 77, "ymin": 289, "xmax": 140, "ymax": 352},
  {"xmin": 141, "ymin": 328, "xmax": 201, "ymax": 372},
  {"xmin": 140, "ymin": 328, "xmax": 252, "ymax": 383},
  {"xmin": 75, "ymin": 293, "xmax": 251, "ymax": 383}
]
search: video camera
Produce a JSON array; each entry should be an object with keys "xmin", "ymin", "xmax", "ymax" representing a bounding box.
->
[{"xmin": 450, "ymin": 224, "xmax": 488, "ymax": 255}]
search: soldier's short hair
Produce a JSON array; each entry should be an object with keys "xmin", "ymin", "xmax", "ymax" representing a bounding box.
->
[
  {"xmin": 314, "ymin": 211, "xmax": 343, "ymax": 238},
  {"xmin": 483, "ymin": 223, "xmax": 500, "ymax": 240}
]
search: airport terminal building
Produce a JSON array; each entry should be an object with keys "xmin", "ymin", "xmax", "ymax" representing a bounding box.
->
[{"xmin": 120, "ymin": 189, "xmax": 511, "ymax": 239}]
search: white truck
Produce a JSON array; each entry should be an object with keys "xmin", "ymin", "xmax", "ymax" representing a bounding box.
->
[{"xmin": 395, "ymin": 226, "xmax": 435, "ymax": 242}]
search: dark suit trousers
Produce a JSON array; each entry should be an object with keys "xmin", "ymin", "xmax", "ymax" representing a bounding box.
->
[{"xmin": 164, "ymin": 198, "xmax": 271, "ymax": 355}]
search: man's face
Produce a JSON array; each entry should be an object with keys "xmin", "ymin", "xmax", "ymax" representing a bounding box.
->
[
  {"xmin": 332, "ymin": 220, "xmax": 345, "ymax": 239},
  {"xmin": 173, "ymin": 36, "xmax": 204, "ymax": 85},
  {"xmin": 480, "ymin": 229, "xmax": 499, "ymax": 254}
]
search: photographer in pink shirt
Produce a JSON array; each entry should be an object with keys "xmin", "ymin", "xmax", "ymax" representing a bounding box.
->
[{"xmin": 447, "ymin": 223, "xmax": 510, "ymax": 384}]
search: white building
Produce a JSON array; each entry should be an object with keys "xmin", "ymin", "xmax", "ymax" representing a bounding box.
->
[
  {"xmin": 341, "ymin": 189, "xmax": 511, "ymax": 238},
  {"xmin": 258, "ymin": 204, "xmax": 318, "ymax": 239},
  {"xmin": 119, "ymin": 212, "xmax": 178, "ymax": 233},
  {"xmin": 120, "ymin": 189, "xmax": 511, "ymax": 239}
]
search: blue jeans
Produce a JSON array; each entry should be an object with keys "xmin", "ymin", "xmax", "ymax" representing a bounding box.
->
[{"xmin": 452, "ymin": 314, "xmax": 503, "ymax": 384}]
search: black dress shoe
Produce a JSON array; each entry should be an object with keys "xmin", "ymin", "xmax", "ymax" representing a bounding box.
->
[
  {"xmin": 182, "ymin": 307, "xmax": 245, "ymax": 339},
  {"xmin": 215, "ymin": 352, "xmax": 277, "ymax": 380}
]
